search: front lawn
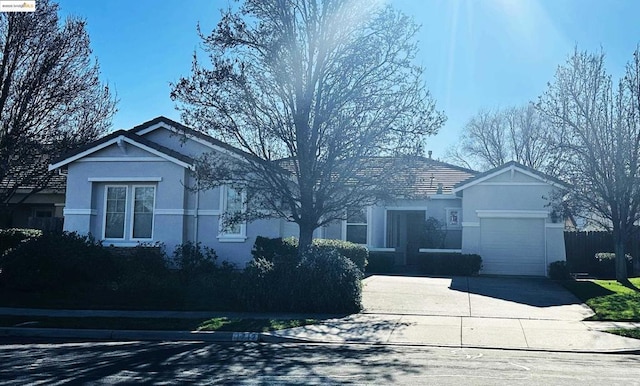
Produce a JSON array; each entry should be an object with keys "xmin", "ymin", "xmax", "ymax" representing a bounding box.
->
[
  {"xmin": 562, "ymin": 278, "xmax": 640, "ymax": 321},
  {"xmin": 0, "ymin": 315, "xmax": 317, "ymax": 332}
]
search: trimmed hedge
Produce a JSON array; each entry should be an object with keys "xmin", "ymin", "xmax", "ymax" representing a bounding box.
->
[
  {"xmin": 0, "ymin": 232, "xmax": 114, "ymax": 292},
  {"xmin": 548, "ymin": 261, "xmax": 571, "ymax": 280},
  {"xmin": 242, "ymin": 246, "xmax": 362, "ymax": 313},
  {"xmin": 366, "ymin": 251, "xmax": 396, "ymax": 273},
  {"xmin": 0, "ymin": 228, "xmax": 42, "ymax": 254},
  {"xmin": 592, "ymin": 253, "xmax": 634, "ymax": 278},
  {"xmin": 420, "ymin": 253, "xmax": 482, "ymax": 276},
  {"xmin": 251, "ymin": 236, "xmax": 368, "ymax": 271}
]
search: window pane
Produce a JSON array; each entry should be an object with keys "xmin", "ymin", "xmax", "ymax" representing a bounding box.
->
[
  {"xmin": 133, "ymin": 187, "xmax": 154, "ymax": 238},
  {"xmin": 449, "ymin": 210, "xmax": 459, "ymax": 225},
  {"xmin": 347, "ymin": 224, "xmax": 367, "ymax": 244},
  {"xmin": 226, "ymin": 187, "xmax": 242, "ymax": 212},
  {"xmin": 105, "ymin": 187, "xmax": 126, "ymax": 238},
  {"xmin": 221, "ymin": 187, "xmax": 243, "ymax": 236}
]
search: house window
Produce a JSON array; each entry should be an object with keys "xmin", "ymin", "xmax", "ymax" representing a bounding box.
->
[
  {"xmin": 105, "ymin": 186, "xmax": 127, "ymax": 239},
  {"xmin": 103, "ymin": 185, "xmax": 155, "ymax": 240},
  {"xmin": 132, "ymin": 186, "xmax": 155, "ymax": 239},
  {"xmin": 346, "ymin": 208, "xmax": 368, "ymax": 244},
  {"xmin": 446, "ymin": 208, "xmax": 461, "ymax": 227},
  {"xmin": 219, "ymin": 186, "xmax": 246, "ymax": 241},
  {"xmin": 34, "ymin": 209, "xmax": 53, "ymax": 218}
]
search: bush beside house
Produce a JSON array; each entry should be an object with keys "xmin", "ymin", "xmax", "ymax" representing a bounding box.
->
[
  {"xmin": 0, "ymin": 233, "xmax": 363, "ymax": 313},
  {"xmin": 252, "ymin": 236, "xmax": 368, "ymax": 271},
  {"xmin": 420, "ymin": 253, "xmax": 482, "ymax": 276}
]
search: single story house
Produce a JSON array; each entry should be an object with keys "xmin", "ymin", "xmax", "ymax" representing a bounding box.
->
[{"xmin": 49, "ymin": 116, "xmax": 567, "ymax": 276}]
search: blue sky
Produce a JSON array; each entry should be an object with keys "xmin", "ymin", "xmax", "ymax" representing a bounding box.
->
[{"xmin": 56, "ymin": 0, "xmax": 640, "ymax": 159}]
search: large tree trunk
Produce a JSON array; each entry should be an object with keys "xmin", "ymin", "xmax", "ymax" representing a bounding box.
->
[
  {"xmin": 298, "ymin": 221, "xmax": 316, "ymax": 255},
  {"xmin": 613, "ymin": 230, "xmax": 629, "ymax": 283}
]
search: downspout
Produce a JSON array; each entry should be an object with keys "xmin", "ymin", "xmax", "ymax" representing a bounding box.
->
[
  {"xmin": 544, "ymin": 221, "xmax": 548, "ymax": 277},
  {"xmin": 194, "ymin": 182, "xmax": 199, "ymax": 244}
]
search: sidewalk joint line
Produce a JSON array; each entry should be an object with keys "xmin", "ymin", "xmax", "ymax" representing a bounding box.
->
[{"xmin": 518, "ymin": 319, "xmax": 530, "ymax": 348}]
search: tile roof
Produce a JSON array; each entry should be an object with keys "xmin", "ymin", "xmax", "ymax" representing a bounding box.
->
[{"xmin": 383, "ymin": 157, "xmax": 478, "ymax": 198}]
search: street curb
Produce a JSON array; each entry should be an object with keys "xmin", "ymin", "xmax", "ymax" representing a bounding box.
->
[
  {"xmin": 265, "ymin": 335, "xmax": 640, "ymax": 355},
  {"xmin": 0, "ymin": 327, "xmax": 307, "ymax": 344},
  {"xmin": 2, "ymin": 327, "xmax": 639, "ymax": 355}
]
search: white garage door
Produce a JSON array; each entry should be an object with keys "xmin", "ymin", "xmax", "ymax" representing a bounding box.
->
[{"xmin": 480, "ymin": 218, "xmax": 546, "ymax": 276}]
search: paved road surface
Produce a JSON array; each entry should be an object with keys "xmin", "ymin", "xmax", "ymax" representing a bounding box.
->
[{"xmin": 2, "ymin": 338, "xmax": 640, "ymax": 385}]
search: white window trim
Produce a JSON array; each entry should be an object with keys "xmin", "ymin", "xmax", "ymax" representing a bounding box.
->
[
  {"xmin": 445, "ymin": 207, "xmax": 462, "ymax": 228},
  {"xmin": 89, "ymin": 177, "xmax": 162, "ymax": 182},
  {"xmin": 129, "ymin": 185, "xmax": 156, "ymax": 241},
  {"xmin": 343, "ymin": 206, "xmax": 370, "ymax": 245},
  {"xmin": 103, "ymin": 185, "xmax": 128, "ymax": 241},
  {"xmin": 217, "ymin": 185, "xmax": 247, "ymax": 242},
  {"xmin": 476, "ymin": 210, "xmax": 549, "ymax": 218}
]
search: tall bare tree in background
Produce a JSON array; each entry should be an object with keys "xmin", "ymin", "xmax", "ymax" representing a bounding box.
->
[
  {"xmin": 0, "ymin": 0, "xmax": 116, "ymax": 222},
  {"xmin": 537, "ymin": 48, "xmax": 640, "ymax": 282},
  {"xmin": 171, "ymin": 0, "xmax": 445, "ymax": 250},
  {"xmin": 446, "ymin": 105, "xmax": 562, "ymax": 174}
]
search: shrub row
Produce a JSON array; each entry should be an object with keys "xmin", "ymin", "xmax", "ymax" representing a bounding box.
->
[
  {"xmin": 252, "ymin": 236, "xmax": 368, "ymax": 271},
  {"xmin": 591, "ymin": 253, "xmax": 634, "ymax": 278},
  {"xmin": 419, "ymin": 253, "xmax": 482, "ymax": 276},
  {"xmin": 0, "ymin": 228, "xmax": 42, "ymax": 254},
  {"xmin": 243, "ymin": 247, "xmax": 362, "ymax": 313},
  {"xmin": 366, "ymin": 252, "xmax": 396, "ymax": 273},
  {"xmin": 548, "ymin": 261, "xmax": 571, "ymax": 280},
  {"xmin": 0, "ymin": 233, "xmax": 362, "ymax": 313}
]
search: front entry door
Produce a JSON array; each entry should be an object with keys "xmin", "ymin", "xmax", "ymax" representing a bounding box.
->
[{"xmin": 387, "ymin": 210, "xmax": 426, "ymax": 265}]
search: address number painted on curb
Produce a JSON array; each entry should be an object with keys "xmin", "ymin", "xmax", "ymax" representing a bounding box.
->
[{"xmin": 232, "ymin": 332, "xmax": 259, "ymax": 342}]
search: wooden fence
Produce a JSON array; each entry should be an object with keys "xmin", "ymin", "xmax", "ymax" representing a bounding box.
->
[
  {"xmin": 564, "ymin": 231, "xmax": 640, "ymax": 273},
  {"xmin": 27, "ymin": 217, "xmax": 63, "ymax": 233}
]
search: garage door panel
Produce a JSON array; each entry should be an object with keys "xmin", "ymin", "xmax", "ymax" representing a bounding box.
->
[{"xmin": 480, "ymin": 218, "xmax": 545, "ymax": 276}]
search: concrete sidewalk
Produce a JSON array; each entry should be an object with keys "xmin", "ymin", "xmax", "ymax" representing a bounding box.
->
[
  {"xmin": 269, "ymin": 275, "xmax": 640, "ymax": 353},
  {"xmin": 1, "ymin": 275, "xmax": 639, "ymax": 353},
  {"xmin": 269, "ymin": 313, "xmax": 640, "ymax": 353}
]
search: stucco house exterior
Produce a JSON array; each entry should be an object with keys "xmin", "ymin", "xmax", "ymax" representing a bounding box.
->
[{"xmin": 49, "ymin": 116, "xmax": 567, "ymax": 276}]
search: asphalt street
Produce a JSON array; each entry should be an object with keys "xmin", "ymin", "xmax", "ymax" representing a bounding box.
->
[{"xmin": 2, "ymin": 338, "xmax": 640, "ymax": 385}]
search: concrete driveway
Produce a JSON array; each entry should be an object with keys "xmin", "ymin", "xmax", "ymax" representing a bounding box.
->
[
  {"xmin": 273, "ymin": 275, "xmax": 640, "ymax": 352},
  {"xmin": 362, "ymin": 275, "xmax": 594, "ymax": 321}
]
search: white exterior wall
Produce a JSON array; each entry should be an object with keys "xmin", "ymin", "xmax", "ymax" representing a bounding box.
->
[
  {"xmin": 61, "ymin": 127, "xmax": 283, "ymax": 268},
  {"xmin": 459, "ymin": 169, "xmax": 566, "ymax": 275}
]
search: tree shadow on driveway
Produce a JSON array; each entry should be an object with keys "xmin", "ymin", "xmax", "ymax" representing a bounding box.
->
[{"xmin": 449, "ymin": 276, "xmax": 587, "ymax": 308}]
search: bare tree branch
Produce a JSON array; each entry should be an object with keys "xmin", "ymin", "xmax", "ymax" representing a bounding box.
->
[{"xmin": 171, "ymin": 0, "xmax": 445, "ymax": 250}]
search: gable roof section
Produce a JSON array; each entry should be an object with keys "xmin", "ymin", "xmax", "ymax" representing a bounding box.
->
[
  {"xmin": 452, "ymin": 160, "xmax": 568, "ymax": 192},
  {"xmin": 48, "ymin": 130, "xmax": 195, "ymax": 171},
  {"xmin": 130, "ymin": 116, "xmax": 255, "ymax": 161}
]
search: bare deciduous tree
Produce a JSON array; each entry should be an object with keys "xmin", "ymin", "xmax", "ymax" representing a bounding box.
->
[
  {"xmin": 0, "ymin": 0, "xmax": 116, "ymax": 220},
  {"xmin": 171, "ymin": 0, "xmax": 445, "ymax": 250},
  {"xmin": 537, "ymin": 47, "xmax": 640, "ymax": 282},
  {"xmin": 446, "ymin": 105, "xmax": 562, "ymax": 174}
]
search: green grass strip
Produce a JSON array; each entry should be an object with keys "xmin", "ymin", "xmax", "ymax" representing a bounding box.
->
[{"xmin": 0, "ymin": 316, "xmax": 317, "ymax": 332}]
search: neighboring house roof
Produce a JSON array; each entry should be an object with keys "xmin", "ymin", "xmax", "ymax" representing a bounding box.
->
[
  {"xmin": 48, "ymin": 129, "xmax": 196, "ymax": 171},
  {"xmin": 0, "ymin": 172, "xmax": 66, "ymax": 193},
  {"xmin": 452, "ymin": 160, "xmax": 568, "ymax": 192}
]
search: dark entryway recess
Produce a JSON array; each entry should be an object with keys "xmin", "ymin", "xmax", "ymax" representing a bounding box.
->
[{"xmin": 387, "ymin": 210, "xmax": 425, "ymax": 266}]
